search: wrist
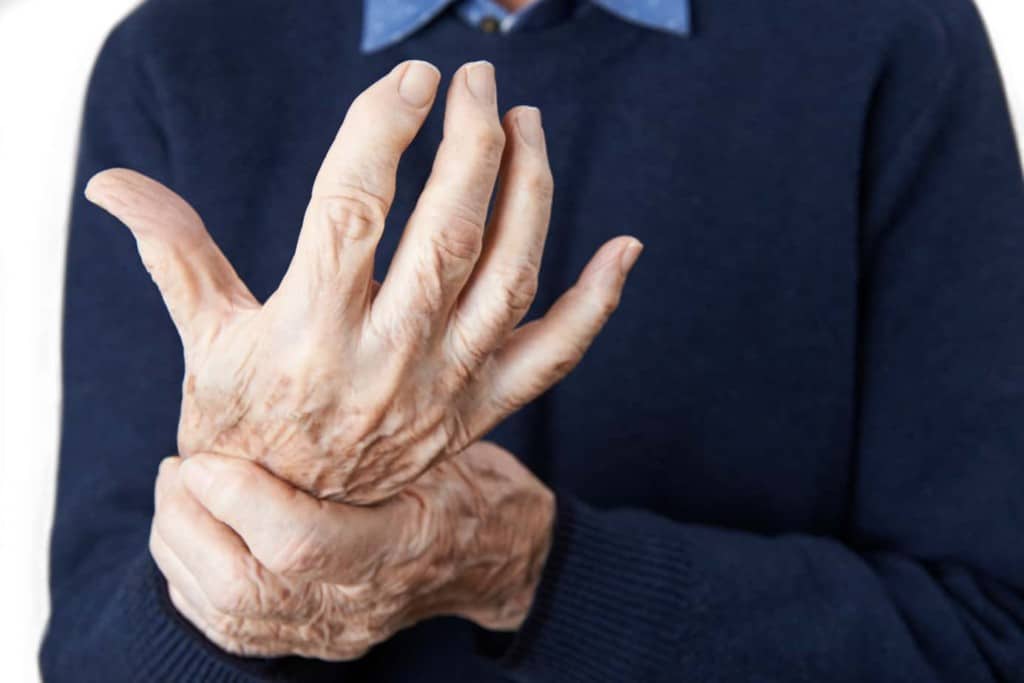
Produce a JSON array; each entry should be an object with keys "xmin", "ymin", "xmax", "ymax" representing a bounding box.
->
[
  {"xmin": 395, "ymin": 443, "xmax": 556, "ymax": 631},
  {"xmin": 455, "ymin": 482, "xmax": 555, "ymax": 631}
]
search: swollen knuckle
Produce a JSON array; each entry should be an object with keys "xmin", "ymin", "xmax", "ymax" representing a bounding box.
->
[
  {"xmin": 524, "ymin": 166, "xmax": 554, "ymax": 200},
  {"xmin": 575, "ymin": 282, "xmax": 620, "ymax": 321},
  {"xmin": 316, "ymin": 192, "xmax": 385, "ymax": 241},
  {"xmin": 494, "ymin": 261, "xmax": 539, "ymax": 313},
  {"xmin": 556, "ymin": 345, "xmax": 585, "ymax": 374},
  {"xmin": 596, "ymin": 289, "xmax": 622, "ymax": 319},
  {"xmin": 498, "ymin": 282, "xmax": 535, "ymax": 318},
  {"xmin": 430, "ymin": 212, "xmax": 483, "ymax": 263},
  {"xmin": 469, "ymin": 124, "xmax": 506, "ymax": 162}
]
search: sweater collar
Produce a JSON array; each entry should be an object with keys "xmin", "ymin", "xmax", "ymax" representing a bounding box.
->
[{"xmin": 361, "ymin": 0, "xmax": 691, "ymax": 53}]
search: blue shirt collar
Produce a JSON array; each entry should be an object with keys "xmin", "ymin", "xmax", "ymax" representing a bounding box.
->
[{"xmin": 361, "ymin": 0, "xmax": 691, "ymax": 53}]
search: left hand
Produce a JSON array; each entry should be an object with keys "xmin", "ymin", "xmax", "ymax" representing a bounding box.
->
[
  {"xmin": 149, "ymin": 441, "xmax": 555, "ymax": 660},
  {"xmin": 88, "ymin": 62, "xmax": 641, "ymax": 504}
]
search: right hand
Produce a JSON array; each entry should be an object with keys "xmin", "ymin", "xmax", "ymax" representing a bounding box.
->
[
  {"xmin": 150, "ymin": 443, "xmax": 554, "ymax": 659},
  {"xmin": 86, "ymin": 60, "xmax": 642, "ymax": 504}
]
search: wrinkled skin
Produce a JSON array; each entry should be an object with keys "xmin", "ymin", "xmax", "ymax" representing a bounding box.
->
[
  {"xmin": 86, "ymin": 60, "xmax": 642, "ymax": 503},
  {"xmin": 149, "ymin": 442, "xmax": 555, "ymax": 659}
]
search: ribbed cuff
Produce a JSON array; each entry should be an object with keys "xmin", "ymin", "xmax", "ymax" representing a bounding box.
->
[
  {"xmin": 483, "ymin": 495, "xmax": 701, "ymax": 682},
  {"xmin": 114, "ymin": 552, "xmax": 271, "ymax": 682}
]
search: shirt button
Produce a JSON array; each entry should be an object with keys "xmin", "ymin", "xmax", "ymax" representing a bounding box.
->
[{"xmin": 479, "ymin": 16, "xmax": 500, "ymax": 33}]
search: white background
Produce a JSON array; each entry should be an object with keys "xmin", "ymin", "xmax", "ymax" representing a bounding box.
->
[{"xmin": 1, "ymin": 1, "xmax": 1022, "ymax": 680}]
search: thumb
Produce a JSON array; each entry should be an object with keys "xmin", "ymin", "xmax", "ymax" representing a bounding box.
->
[
  {"xmin": 85, "ymin": 168, "xmax": 256, "ymax": 346},
  {"xmin": 180, "ymin": 453, "xmax": 401, "ymax": 584}
]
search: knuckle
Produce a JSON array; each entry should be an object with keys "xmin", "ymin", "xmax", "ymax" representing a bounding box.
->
[
  {"xmin": 205, "ymin": 613, "xmax": 269, "ymax": 656},
  {"xmin": 332, "ymin": 627, "xmax": 372, "ymax": 661},
  {"xmin": 554, "ymin": 346, "xmax": 585, "ymax": 376},
  {"xmin": 337, "ymin": 626, "xmax": 381, "ymax": 661},
  {"xmin": 208, "ymin": 611, "xmax": 247, "ymax": 639},
  {"xmin": 384, "ymin": 297, "xmax": 435, "ymax": 345},
  {"xmin": 494, "ymin": 261, "xmax": 539, "ymax": 314},
  {"xmin": 315, "ymin": 191, "xmax": 386, "ymax": 241},
  {"xmin": 575, "ymin": 281, "xmax": 621, "ymax": 321},
  {"xmin": 468, "ymin": 124, "xmax": 506, "ymax": 162},
  {"xmin": 429, "ymin": 212, "xmax": 483, "ymax": 265},
  {"xmin": 211, "ymin": 559, "xmax": 259, "ymax": 615},
  {"xmin": 593, "ymin": 288, "xmax": 622, "ymax": 320},
  {"xmin": 523, "ymin": 165, "xmax": 554, "ymax": 201}
]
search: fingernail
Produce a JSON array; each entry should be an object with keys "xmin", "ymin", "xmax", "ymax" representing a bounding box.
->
[
  {"xmin": 398, "ymin": 60, "xmax": 440, "ymax": 107},
  {"xmin": 180, "ymin": 457, "xmax": 213, "ymax": 494},
  {"xmin": 465, "ymin": 61, "xmax": 496, "ymax": 103},
  {"xmin": 620, "ymin": 239, "xmax": 644, "ymax": 274},
  {"xmin": 516, "ymin": 107, "xmax": 543, "ymax": 148}
]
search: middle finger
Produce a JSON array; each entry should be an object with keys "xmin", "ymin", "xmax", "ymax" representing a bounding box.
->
[{"xmin": 373, "ymin": 61, "xmax": 505, "ymax": 341}]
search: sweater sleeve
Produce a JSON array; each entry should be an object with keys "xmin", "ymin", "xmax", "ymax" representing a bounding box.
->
[
  {"xmin": 490, "ymin": 3, "xmax": 1024, "ymax": 682},
  {"xmin": 37, "ymin": 16, "xmax": 356, "ymax": 683}
]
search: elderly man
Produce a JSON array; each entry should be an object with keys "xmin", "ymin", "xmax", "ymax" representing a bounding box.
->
[{"xmin": 41, "ymin": 0, "xmax": 1024, "ymax": 681}]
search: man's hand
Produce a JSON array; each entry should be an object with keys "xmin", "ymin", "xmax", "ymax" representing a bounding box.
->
[
  {"xmin": 85, "ymin": 60, "xmax": 641, "ymax": 503},
  {"xmin": 149, "ymin": 443, "xmax": 554, "ymax": 660}
]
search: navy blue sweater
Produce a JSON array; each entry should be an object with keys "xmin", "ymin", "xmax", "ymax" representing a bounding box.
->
[{"xmin": 41, "ymin": 0, "xmax": 1024, "ymax": 681}]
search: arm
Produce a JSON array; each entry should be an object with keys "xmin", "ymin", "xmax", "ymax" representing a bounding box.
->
[{"xmin": 487, "ymin": 4, "xmax": 1024, "ymax": 681}]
